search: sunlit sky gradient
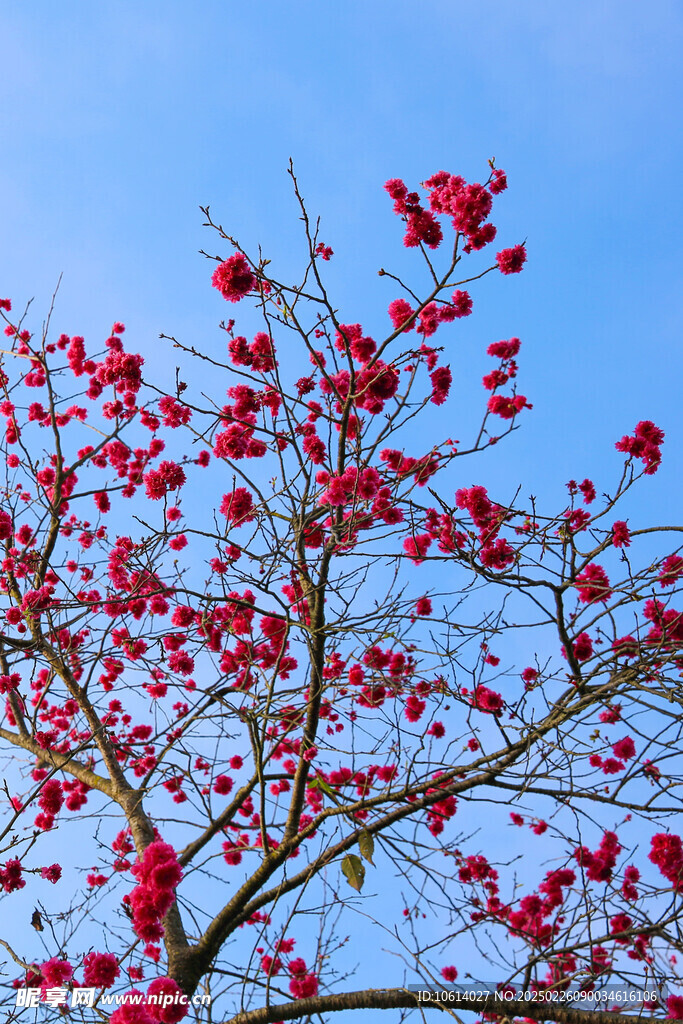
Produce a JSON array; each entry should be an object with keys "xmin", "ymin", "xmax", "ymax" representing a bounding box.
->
[{"xmin": 2, "ymin": 1, "xmax": 682, "ymax": 519}]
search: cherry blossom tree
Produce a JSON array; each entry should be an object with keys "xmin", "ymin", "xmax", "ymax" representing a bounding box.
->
[{"xmin": 1, "ymin": 160, "xmax": 683, "ymax": 1024}]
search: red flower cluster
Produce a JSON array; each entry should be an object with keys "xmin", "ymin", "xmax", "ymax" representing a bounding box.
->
[
  {"xmin": 454, "ymin": 485, "xmax": 516, "ymax": 569},
  {"xmin": 35, "ymin": 778, "xmax": 63, "ymax": 830},
  {"xmin": 354, "ymin": 361, "xmax": 399, "ymax": 414},
  {"xmin": 211, "ymin": 253, "xmax": 256, "ymax": 302},
  {"xmin": 334, "ymin": 323, "xmax": 376, "ymax": 364},
  {"xmin": 125, "ymin": 841, "xmax": 183, "ymax": 944},
  {"xmin": 572, "ymin": 632, "xmax": 593, "ymax": 662},
  {"xmin": 649, "ymin": 833, "xmax": 683, "ymax": 892},
  {"xmin": 487, "ymin": 393, "xmax": 530, "ymax": 419},
  {"xmin": 110, "ymin": 991, "xmax": 155, "ymax": 1024},
  {"xmin": 0, "ymin": 509, "xmax": 13, "ymax": 539},
  {"xmin": 0, "ymin": 858, "xmax": 25, "ymax": 893},
  {"xmin": 495, "ymin": 244, "xmax": 527, "ymax": 274},
  {"xmin": 574, "ymin": 563, "xmax": 612, "ymax": 603},
  {"xmin": 659, "ymin": 555, "xmax": 683, "ymax": 587},
  {"xmin": 158, "ymin": 396, "xmax": 192, "ymax": 427},
  {"xmin": 380, "ymin": 448, "xmax": 439, "ymax": 488},
  {"xmin": 612, "ymin": 736, "xmax": 636, "ymax": 761},
  {"xmin": 385, "ymin": 165, "xmax": 510, "ymax": 255},
  {"xmin": 455, "ymin": 486, "xmax": 502, "ymax": 537},
  {"xmin": 482, "ymin": 337, "xmax": 530, "ymax": 419},
  {"xmin": 425, "ymin": 779, "xmax": 457, "ymax": 836},
  {"xmin": 318, "ymin": 465, "xmax": 381, "ymax": 507},
  {"xmin": 507, "ymin": 868, "xmax": 575, "ymax": 947},
  {"xmin": 146, "ymin": 977, "xmax": 188, "ymax": 1023},
  {"xmin": 469, "ymin": 685, "xmax": 504, "ymax": 716},
  {"xmin": 39, "ymin": 958, "xmax": 73, "ymax": 997},
  {"xmin": 288, "ymin": 957, "xmax": 319, "ymax": 1000},
  {"xmin": 227, "ymin": 332, "xmax": 275, "ymax": 372},
  {"xmin": 642, "ymin": 598, "xmax": 683, "ymax": 649},
  {"xmin": 423, "ymin": 171, "xmax": 498, "ymax": 250},
  {"xmin": 403, "ymin": 534, "xmax": 432, "ymax": 565},
  {"xmin": 487, "ymin": 337, "xmax": 520, "ymax": 360},
  {"xmin": 599, "ymin": 704, "xmax": 622, "ymax": 724},
  {"xmin": 451, "ymin": 289, "xmax": 473, "ymax": 317},
  {"xmin": 574, "ymin": 831, "xmax": 621, "ymax": 883},
  {"xmin": 94, "ymin": 350, "xmax": 144, "ymax": 396},
  {"xmin": 83, "ymin": 951, "xmax": 120, "ymax": 988},
  {"xmin": 590, "ymin": 733, "xmax": 636, "ymax": 776},
  {"xmin": 612, "ymin": 520, "xmax": 631, "ymax": 547},
  {"xmin": 387, "ymin": 298, "xmax": 416, "ymax": 332},
  {"xmin": 615, "ymin": 420, "xmax": 664, "ymax": 475},
  {"xmin": 0, "ymin": 672, "xmax": 21, "ymax": 694},
  {"xmin": 220, "ymin": 487, "xmax": 256, "ymax": 526},
  {"xmin": 384, "ymin": 178, "xmax": 443, "ymax": 249},
  {"xmin": 144, "ymin": 461, "xmax": 186, "ymax": 500},
  {"xmin": 667, "ymin": 995, "xmax": 683, "ymax": 1020},
  {"xmin": 430, "ymin": 366, "xmax": 452, "ymax": 406},
  {"xmin": 621, "ymin": 864, "xmax": 640, "ymax": 901}
]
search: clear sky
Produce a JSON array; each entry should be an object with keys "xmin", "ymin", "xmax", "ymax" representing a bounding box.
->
[
  {"xmin": 2, "ymin": 0, "xmax": 682, "ymax": 523},
  {"xmin": 2, "ymin": 1, "xmax": 682, "ymax": 518},
  {"xmin": 1, "ymin": 0, "xmax": 682, "ymax": 1004}
]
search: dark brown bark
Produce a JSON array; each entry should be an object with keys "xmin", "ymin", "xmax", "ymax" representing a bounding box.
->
[{"xmin": 223, "ymin": 986, "xmax": 667, "ymax": 1024}]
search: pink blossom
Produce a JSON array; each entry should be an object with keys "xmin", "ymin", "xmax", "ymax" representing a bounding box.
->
[
  {"xmin": 40, "ymin": 957, "xmax": 73, "ymax": 987},
  {"xmin": 38, "ymin": 779, "xmax": 63, "ymax": 815},
  {"xmin": 388, "ymin": 298, "xmax": 416, "ymax": 331},
  {"xmin": 659, "ymin": 555, "xmax": 683, "ymax": 587},
  {"xmin": 83, "ymin": 952, "xmax": 120, "ymax": 988},
  {"xmin": 487, "ymin": 393, "xmax": 530, "ymax": 419},
  {"xmin": 575, "ymin": 563, "xmax": 612, "ymax": 603},
  {"xmin": 612, "ymin": 736, "xmax": 636, "ymax": 761},
  {"xmin": 496, "ymin": 244, "xmax": 527, "ymax": 274},
  {"xmin": 146, "ymin": 978, "xmax": 188, "ymax": 1023},
  {"xmin": 667, "ymin": 995, "xmax": 683, "ymax": 1020},
  {"xmin": 574, "ymin": 831, "xmax": 621, "ymax": 883},
  {"xmin": 211, "ymin": 254, "xmax": 256, "ymax": 302},
  {"xmin": 220, "ymin": 487, "xmax": 256, "ymax": 526},
  {"xmin": 649, "ymin": 834, "xmax": 683, "ymax": 892},
  {"xmin": 615, "ymin": 420, "xmax": 664, "ymax": 474},
  {"xmin": 487, "ymin": 337, "xmax": 520, "ymax": 359},
  {"xmin": 0, "ymin": 858, "xmax": 25, "ymax": 892},
  {"xmin": 403, "ymin": 534, "xmax": 432, "ymax": 564},
  {"xmin": 469, "ymin": 685, "xmax": 504, "ymax": 716},
  {"xmin": 489, "ymin": 168, "xmax": 507, "ymax": 194},
  {"xmin": 288, "ymin": 957, "xmax": 319, "ymax": 1000},
  {"xmin": 430, "ymin": 366, "xmax": 452, "ymax": 405},
  {"xmin": 572, "ymin": 632, "xmax": 593, "ymax": 662},
  {"xmin": 451, "ymin": 289, "xmax": 472, "ymax": 317},
  {"xmin": 40, "ymin": 864, "xmax": 62, "ymax": 883},
  {"xmin": 612, "ymin": 521, "xmax": 631, "ymax": 547},
  {"xmin": 110, "ymin": 991, "xmax": 155, "ymax": 1024},
  {"xmin": 404, "ymin": 696, "xmax": 426, "ymax": 722}
]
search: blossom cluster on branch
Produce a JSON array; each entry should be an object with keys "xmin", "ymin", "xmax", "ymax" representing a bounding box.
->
[{"xmin": 0, "ymin": 163, "xmax": 682, "ymax": 1024}]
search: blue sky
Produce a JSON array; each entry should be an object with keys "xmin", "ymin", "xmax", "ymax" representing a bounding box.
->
[
  {"xmin": 2, "ymin": 0, "xmax": 682, "ymax": 520},
  {"xmin": 1, "ymin": 0, "xmax": 683, "ymax": 1007}
]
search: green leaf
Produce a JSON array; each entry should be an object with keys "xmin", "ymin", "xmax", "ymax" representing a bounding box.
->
[
  {"xmin": 341, "ymin": 853, "xmax": 365, "ymax": 892},
  {"xmin": 358, "ymin": 829, "xmax": 375, "ymax": 865},
  {"xmin": 308, "ymin": 776, "xmax": 336, "ymax": 798}
]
